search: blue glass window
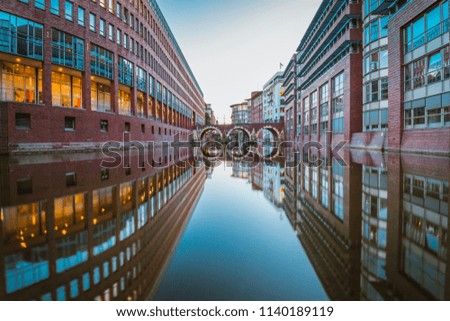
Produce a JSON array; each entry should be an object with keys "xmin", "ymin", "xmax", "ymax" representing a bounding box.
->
[
  {"xmin": 118, "ymin": 56, "xmax": 134, "ymax": 86},
  {"xmin": 90, "ymin": 44, "xmax": 114, "ymax": 79},
  {"xmin": 136, "ymin": 66, "xmax": 147, "ymax": 92},
  {"xmin": 52, "ymin": 29, "xmax": 85, "ymax": 71},
  {"xmin": 51, "ymin": 0, "xmax": 59, "ymax": 15},
  {"xmin": 0, "ymin": 11, "xmax": 43, "ymax": 60}
]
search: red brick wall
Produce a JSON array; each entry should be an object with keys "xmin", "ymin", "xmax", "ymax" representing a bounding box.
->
[
  {"xmin": 388, "ymin": 0, "xmax": 449, "ymax": 153},
  {"xmin": 0, "ymin": 0, "xmax": 204, "ymax": 153}
]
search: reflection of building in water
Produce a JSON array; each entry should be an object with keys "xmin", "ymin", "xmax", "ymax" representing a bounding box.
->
[
  {"xmin": 0, "ymin": 152, "xmax": 205, "ymax": 300},
  {"xmin": 354, "ymin": 151, "xmax": 450, "ymax": 300},
  {"xmin": 231, "ymin": 162, "xmax": 249, "ymax": 179},
  {"xmin": 360, "ymin": 165, "xmax": 392, "ymax": 300},
  {"xmin": 263, "ymin": 162, "xmax": 285, "ymax": 208},
  {"xmin": 283, "ymin": 149, "xmax": 297, "ymax": 226},
  {"xmin": 385, "ymin": 153, "xmax": 450, "ymax": 300},
  {"xmin": 250, "ymin": 163, "xmax": 263, "ymax": 191},
  {"xmin": 296, "ymin": 151, "xmax": 362, "ymax": 300}
]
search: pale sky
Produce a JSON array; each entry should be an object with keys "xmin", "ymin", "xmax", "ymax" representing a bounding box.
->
[{"xmin": 157, "ymin": 0, "xmax": 321, "ymax": 124}]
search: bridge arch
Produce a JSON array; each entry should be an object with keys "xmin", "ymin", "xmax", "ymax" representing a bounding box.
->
[
  {"xmin": 255, "ymin": 125, "xmax": 282, "ymax": 141},
  {"xmin": 225, "ymin": 126, "xmax": 252, "ymax": 140},
  {"xmin": 199, "ymin": 126, "xmax": 223, "ymax": 140}
]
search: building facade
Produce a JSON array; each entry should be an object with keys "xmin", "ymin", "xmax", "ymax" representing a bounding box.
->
[
  {"xmin": 263, "ymin": 71, "xmax": 285, "ymax": 123},
  {"xmin": 283, "ymin": 55, "xmax": 297, "ymax": 142},
  {"xmin": 249, "ymin": 91, "xmax": 263, "ymax": 124},
  {"xmin": 205, "ymin": 103, "xmax": 216, "ymax": 125},
  {"xmin": 0, "ymin": 0, "xmax": 205, "ymax": 154},
  {"xmin": 387, "ymin": 0, "xmax": 450, "ymax": 153},
  {"xmin": 295, "ymin": 0, "xmax": 363, "ymax": 147},
  {"xmin": 290, "ymin": 0, "xmax": 449, "ymax": 154},
  {"xmin": 230, "ymin": 102, "xmax": 249, "ymax": 125}
]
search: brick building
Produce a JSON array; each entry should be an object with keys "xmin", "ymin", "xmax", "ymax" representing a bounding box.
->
[
  {"xmin": 283, "ymin": 54, "xmax": 297, "ymax": 142},
  {"xmin": 295, "ymin": 0, "xmax": 363, "ymax": 147},
  {"xmin": 290, "ymin": 0, "xmax": 449, "ymax": 154},
  {"xmin": 249, "ymin": 91, "xmax": 263, "ymax": 124},
  {"xmin": 0, "ymin": 0, "xmax": 205, "ymax": 154},
  {"xmin": 386, "ymin": 0, "xmax": 449, "ymax": 154}
]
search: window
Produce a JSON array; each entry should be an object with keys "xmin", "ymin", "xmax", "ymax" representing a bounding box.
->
[
  {"xmin": 303, "ymin": 96, "xmax": 309, "ymax": 135},
  {"xmin": 118, "ymin": 57, "xmax": 133, "ymax": 87},
  {"xmin": 91, "ymin": 44, "xmax": 114, "ymax": 79},
  {"xmin": 380, "ymin": 48, "xmax": 388, "ymax": 69},
  {"xmin": 100, "ymin": 19, "xmax": 106, "ymax": 36},
  {"xmin": 78, "ymin": 7, "xmax": 85, "ymax": 26},
  {"xmin": 66, "ymin": 172, "xmax": 77, "ymax": 187},
  {"xmin": 89, "ymin": 13, "xmax": 96, "ymax": 32},
  {"xmin": 413, "ymin": 58, "xmax": 426, "ymax": 89},
  {"xmin": 51, "ymin": 0, "xmax": 59, "ymax": 15},
  {"xmin": 310, "ymin": 91, "xmax": 318, "ymax": 135},
  {"xmin": 380, "ymin": 77, "xmax": 388, "ymax": 100},
  {"xmin": 51, "ymin": 71, "xmax": 82, "ymax": 108},
  {"xmin": 117, "ymin": 29, "xmax": 122, "ymax": 45},
  {"xmin": 108, "ymin": 24, "xmax": 114, "ymax": 41},
  {"xmin": 380, "ymin": 16, "xmax": 389, "ymax": 38},
  {"xmin": 100, "ymin": 0, "xmax": 106, "ymax": 8},
  {"xmin": 108, "ymin": 0, "xmax": 114, "ymax": 14},
  {"xmin": 137, "ymin": 91, "xmax": 145, "ymax": 117},
  {"xmin": 52, "ymin": 29, "xmax": 85, "ymax": 70},
  {"xmin": 136, "ymin": 66, "xmax": 147, "ymax": 92},
  {"xmin": 118, "ymin": 89, "xmax": 131, "ymax": 115},
  {"xmin": 0, "ymin": 11, "xmax": 44, "ymax": 60},
  {"xmin": 125, "ymin": 122, "xmax": 130, "ymax": 132},
  {"xmin": 332, "ymin": 72, "xmax": 344, "ymax": 133},
  {"xmin": 445, "ymin": 45, "xmax": 450, "ymax": 79},
  {"xmin": 0, "ymin": 62, "xmax": 43, "ymax": 104},
  {"xmin": 65, "ymin": 116, "xmax": 76, "ymax": 130},
  {"xmin": 91, "ymin": 82, "xmax": 112, "ymax": 112},
  {"xmin": 100, "ymin": 120, "xmax": 109, "ymax": 132},
  {"xmin": 17, "ymin": 177, "xmax": 32, "ymax": 195},
  {"xmin": 15, "ymin": 113, "xmax": 31, "ymax": 129},
  {"xmin": 116, "ymin": 2, "xmax": 122, "ymax": 19},
  {"xmin": 35, "ymin": 0, "xmax": 45, "ymax": 9},
  {"xmin": 65, "ymin": 1, "xmax": 73, "ymax": 21},
  {"xmin": 428, "ymin": 52, "xmax": 442, "ymax": 84},
  {"xmin": 405, "ymin": 2, "xmax": 449, "ymax": 52}
]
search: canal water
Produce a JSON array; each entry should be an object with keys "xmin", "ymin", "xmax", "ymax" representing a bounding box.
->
[
  {"xmin": 153, "ymin": 162, "xmax": 328, "ymax": 301},
  {"xmin": 0, "ymin": 150, "xmax": 449, "ymax": 301}
]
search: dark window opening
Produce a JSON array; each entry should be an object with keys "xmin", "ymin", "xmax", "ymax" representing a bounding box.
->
[{"xmin": 15, "ymin": 113, "xmax": 31, "ymax": 129}]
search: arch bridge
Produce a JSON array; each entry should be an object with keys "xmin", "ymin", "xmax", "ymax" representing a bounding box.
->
[{"xmin": 199, "ymin": 122, "xmax": 284, "ymax": 142}]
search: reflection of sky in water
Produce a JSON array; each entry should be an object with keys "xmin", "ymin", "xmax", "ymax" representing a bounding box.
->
[{"xmin": 154, "ymin": 165, "xmax": 328, "ymax": 301}]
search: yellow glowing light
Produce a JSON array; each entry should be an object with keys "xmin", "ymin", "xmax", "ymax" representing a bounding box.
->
[
  {"xmin": 31, "ymin": 233, "xmax": 35, "ymax": 238},
  {"xmin": 93, "ymin": 218, "xmax": 98, "ymax": 225},
  {"xmin": 15, "ymin": 58, "xmax": 21, "ymax": 62},
  {"xmin": 58, "ymin": 67, "xmax": 63, "ymax": 72},
  {"xmin": 61, "ymin": 229, "xmax": 67, "ymax": 235},
  {"xmin": 20, "ymin": 242, "xmax": 27, "ymax": 248},
  {"xmin": 101, "ymin": 207, "xmax": 106, "ymax": 213},
  {"xmin": 54, "ymin": 226, "xmax": 58, "ymax": 231}
]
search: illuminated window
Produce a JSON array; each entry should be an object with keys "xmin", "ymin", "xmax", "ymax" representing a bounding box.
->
[
  {"xmin": 0, "ymin": 62, "xmax": 43, "ymax": 104},
  {"xmin": 51, "ymin": 71, "xmax": 82, "ymax": 108},
  {"xmin": 91, "ymin": 81, "xmax": 112, "ymax": 112},
  {"xmin": 118, "ymin": 88, "xmax": 131, "ymax": 115}
]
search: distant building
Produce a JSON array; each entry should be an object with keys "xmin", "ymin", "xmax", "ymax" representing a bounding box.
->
[
  {"xmin": 230, "ymin": 102, "xmax": 249, "ymax": 125},
  {"xmin": 263, "ymin": 71, "xmax": 285, "ymax": 123},
  {"xmin": 205, "ymin": 104, "xmax": 217, "ymax": 125},
  {"xmin": 249, "ymin": 91, "xmax": 263, "ymax": 123}
]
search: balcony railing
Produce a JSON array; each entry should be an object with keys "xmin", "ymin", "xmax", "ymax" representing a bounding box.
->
[{"xmin": 405, "ymin": 19, "xmax": 449, "ymax": 53}]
